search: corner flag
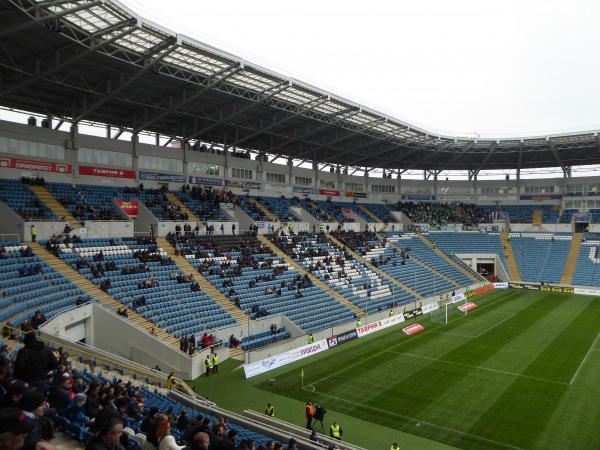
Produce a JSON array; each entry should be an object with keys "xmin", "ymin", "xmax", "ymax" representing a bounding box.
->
[{"xmin": 301, "ymin": 368, "xmax": 304, "ymax": 378}]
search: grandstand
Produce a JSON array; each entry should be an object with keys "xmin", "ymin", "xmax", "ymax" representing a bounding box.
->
[{"xmin": 1, "ymin": 0, "xmax": 600, "ymax": 448}]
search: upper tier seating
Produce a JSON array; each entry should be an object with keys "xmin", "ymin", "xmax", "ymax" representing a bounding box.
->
[
  {"xmin": 360, "ymin": 203, "xmax": 398, "ymax": 223},
  {"xmin": 315, "ymin": 200, "xmax": 372, "ymax": 223},
  {"xmin": 0, "ymin": 178, "xmax": 57, "ymax": 220},
  {"xmin": 47, "ymin": 183, "xmax": 190, "ymax": 221}
]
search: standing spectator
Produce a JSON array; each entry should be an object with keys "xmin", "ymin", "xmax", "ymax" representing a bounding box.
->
[
  {"xmin": 304, "ymin": 401, "xmax": 314, "ymax": 430},
  {"xmin": 167, "ymin": 372, "xmax": 175, "ymax": 390},
  {"xmin": 13, "ymin": 333, "xmax": 58, "ymax": 395},
  {"xmin": 30, "ymin": 225, "xmax": 36, "ymax": 242},
  {"xmin": 212, "ymin": 354, "xmax": 219, "ymax": 374},
  {"xmin": 204, "ymin": 356, "xmax": 211, "ymax": 377}
]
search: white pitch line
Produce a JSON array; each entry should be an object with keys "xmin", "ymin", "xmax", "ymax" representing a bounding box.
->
[
  {"xmin": 306, "ymin": 388, "xmax": 526, "ymax": 450},
  {"xmin": 474, "ymin": 313, "xmax": 517, "ymax": 338},
  {"xmin": 570, "ymin": 331, "xmax": 600, "ymax": 385},
  {"xmin": 387, "ymin": 350, "xmax": 569, "ymax": 385}
]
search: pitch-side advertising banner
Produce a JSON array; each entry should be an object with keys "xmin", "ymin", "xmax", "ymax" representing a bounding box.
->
[
  {"xmin": 243, "ymin": 339, "xmax": 328, "ymax": 378},
  {"xmin": 356, "ymin": 314, "xmax": 406, "ymax": 338},
  {"xmin": 243, "ymin": 352, "xmax": 292, "ymax": 379},
  {"xmin": 0, "ymin": 157, "xmax": 72, "ymax": 173}
]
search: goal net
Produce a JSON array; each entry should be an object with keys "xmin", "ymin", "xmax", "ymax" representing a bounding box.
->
[{"xmin": 431, "ymin": 298, "xmax": 467, "ymax": 324}]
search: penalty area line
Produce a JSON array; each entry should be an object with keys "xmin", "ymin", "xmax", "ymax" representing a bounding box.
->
[{"xmin": 570, "ymin": 331, "xmax": 600, "ymax": 385}]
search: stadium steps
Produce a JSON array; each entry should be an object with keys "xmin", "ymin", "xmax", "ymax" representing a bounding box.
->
[
  {"xmin": 229, "ymin": 346, "xmax": 245, "ymax": 360},
  {"xmin": 258, "ymin": 234, "xmax": 365, "ymax": 317},
  {"xmin": 500, "ymin": 232, "xmax": 522, "ymax": 282},
  {"xmin": 309, "ymin": 200, "xmax": 335, "ymax": 222},
  {"xmin": 165, "ymin": 192, "xmax": 203, "ymax": 230},
  {"xmin": 415, "ymin": 232, "xmax": 479, "ymax": 283},
  {"xmin": 560, "ymin": 232, "xmax": 583, "ymax": 285},
  {"xmin": 532, "ymin": 210, "xmax": 543, "ymax": 227},
  {"xmin": 31, "ymin": 242, "xmax": 180, "ymax": 348},
  {"xmin": 358, "ymin": 204, "xmax": 382, "ymax": 223},
  {"xmin": 328, "ymin": 233, "xmax": 424, "ymax": 300},
  {"xmin": 155, "ymin": 238, "xmax": 249, "ymax": 325},
  {"xmin": 392, "ymin": 234, "xmax": 460, "ymax": 288},
  {"xmin": 247, "ymin": 197, "xmax": 278, "ymax": 222},
  {"xmin": 29, "ymin": 185, "xmax": 80, "ymax": 226}
]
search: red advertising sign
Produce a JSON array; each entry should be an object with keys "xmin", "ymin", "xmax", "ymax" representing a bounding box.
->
[
  {"xmin": 115, "ymin": 199, "xmax": 139, "ymax": 217},
  {"xmin": 79, "ymin": 165, "xmax": 136, "ymax": 179},
  {"xmin": 319, "ymin": 189, "xmax": 340, "ymax": 197},
  {"xmin": 0, "ymin": 157, "xmax": 72, "ymax": 174},
  {"xmin": 458, "ymin": 302, "xmax": 478, "ymax": 312},
  {"xmin": 403, "ymin": 323, "xmax": 425, "ymax": 335}
]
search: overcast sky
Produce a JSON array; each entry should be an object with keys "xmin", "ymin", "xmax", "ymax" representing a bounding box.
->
[{"xmin": 121, "ymin": 0, "xmax": 600, "ymax": 139}]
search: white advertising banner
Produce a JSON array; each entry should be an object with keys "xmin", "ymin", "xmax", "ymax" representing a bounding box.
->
[
  {"xmin": 356, "ymin": 314, "xmax": 405, "ymax": 338},
  {"xmin": 289, "ymin": 339, "xmax": 329, "ymax": 362},
  {"xmin": 243, "ymin": 339, "xmax": 329, "ymax": 378},
  {"xmin": 243, "ymin": 351, "xmax": 292, "ymax": 378},
  {"xmin": 574, "ymin": 288, "xmax": 600, "ymax": 296}
]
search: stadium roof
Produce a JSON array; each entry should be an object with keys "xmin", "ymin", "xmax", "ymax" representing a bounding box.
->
[{"xmin": 1, "ymin": 0, "xmax": 600, "ymax": 176}]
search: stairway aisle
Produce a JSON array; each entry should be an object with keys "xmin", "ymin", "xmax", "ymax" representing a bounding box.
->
[
  {"xmin": 29, "ymin": 185, "xmax": 79, "ymax": 225},
  {"xmin": 500, "ymin": 232, "xmax": 522, "ymax": 282},
  {"xmin": 561, "ymin": 233, "xmax": 582, "ymax": 285}
]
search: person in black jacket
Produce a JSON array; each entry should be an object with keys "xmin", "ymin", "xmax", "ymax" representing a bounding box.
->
[
  {"xmin": 13, "ymin": 333, "xmax": 58, "ymax": 395},
  {"xmin": 46, "ymin": 374, "xmax": 73, "ymax": 415},
  {"xmin": 86, "ymin": 417, "xmax": 126, "ymax": 450}
]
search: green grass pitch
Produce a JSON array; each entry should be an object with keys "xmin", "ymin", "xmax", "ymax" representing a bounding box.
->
[{"xmin": 252, "ymin": 289, "xmax": 600, "ymax": 449}]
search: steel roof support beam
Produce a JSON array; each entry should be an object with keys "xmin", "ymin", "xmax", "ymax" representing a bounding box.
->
[
  {"xmin": 309, "ymin": 118, "xmax": 389, "ymax": 162},
  {"xmin": 0, "ymin": 18, "xmax": 137, "ymax": 101},
  {"xmin": 221, "ymin": 95, "xmax": 330, "ymax": 150},
  {"xmin": 74, "ymin": 37, "xmax": 179, "ymax": 123},
  {"xmin": 548, "ymin": 140, "xmax": 568, "ymax": 176},
  {"xmin": 191, "ymin": 81, "xmax": 290, "ymax": 140},
  {"xmin": 264, "ymin": 107, "xmax": 358, "ymax": 156},
  {"xmin": 473, "ymin": 142, "xmax": 497, "ymax": 174},
  {"xmin": 134, "ymin": 64, "xmax": 242, "ymax": 134},
  {"xmin": 0, "ymin": 0, "xmax": 103, "ymax": 39}
]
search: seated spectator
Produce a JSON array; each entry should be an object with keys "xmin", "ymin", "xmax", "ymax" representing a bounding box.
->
[
  {"xmin": 65, "ymin": 393, "xmax": 91, "ymax": 427},
  {"xmin": 156, "ymin": 416, "xmax": 185, "ymax": 450},
  {"xmin": 47, "ymin": 373, "xmax": 74, "ymax": 415}
]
